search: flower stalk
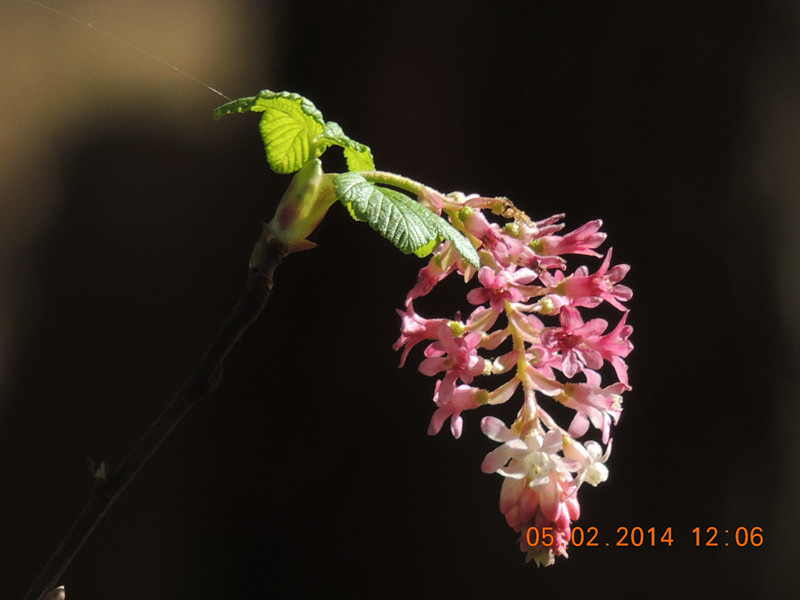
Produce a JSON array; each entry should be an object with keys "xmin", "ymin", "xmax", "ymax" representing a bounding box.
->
[{"xmin": 24, "ymin": 226, "xmax": 288, "ymax": 600}]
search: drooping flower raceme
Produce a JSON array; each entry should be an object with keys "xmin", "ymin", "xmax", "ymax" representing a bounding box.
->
[{"xmin": 394, "ymin": 192, "xmax": 633, "ymax": 566}]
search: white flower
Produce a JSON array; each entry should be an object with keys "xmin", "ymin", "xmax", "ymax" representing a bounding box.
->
[
  {"xmin": 563, "ymin": 437, "xmax": 612, "ymax": 487},
  {"xmin": 481, "ymin": 417, "xmax": 566, "ymax": 489}
]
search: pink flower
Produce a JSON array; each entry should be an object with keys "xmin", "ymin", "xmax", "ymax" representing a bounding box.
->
[
  {"xmin": 557, "ymin": 372, "xmax": 625, "ymax": 443},
  {"xmin": 561, "ymin": 249, "xmax": 632, "ymax": 310},
  {"xmin": 459, "ymin": 207, "xmax": 510, "ymax": 263},
  {"xmin": 404, "ymin": 253, "xmax": 457, "ymax": 304},
  {"xmin": 531, "ymin": 219, "xmax": 607, "ymax": 257},
  {"xmin": 541, "ymin": 306, "xmax": 607, "ymax": 378},
  {"xmin": 541, "ymin": 306, "xmax": 633, "ymax": 382},
  {"xmin": 393, "ymin": 304, "xmax": 447, "ymax": 367},
  {"xmin": 419, "ymin": 322, "xmax": 486, "ymax": 404},
  {"xmin": 480, "ymin": 412, "xmax": 581, "ymax": 566},
  {"xmin": 587, "ymin": 311, "xmax": 633, "ymax": 385},
  {"xmin": 520, "ymin": 480, "xmax": 580, "ymax": 566},
  {"xmin": 428, "ymin": 384, "xmax": 488, "ymax": 438},
  {"xmin": 395, "ymin": 196, "xmax": 632, "ymax": 565},
  {"xmin": 466, "ymin": 266, "xmax": 538, "ymax": 313}
]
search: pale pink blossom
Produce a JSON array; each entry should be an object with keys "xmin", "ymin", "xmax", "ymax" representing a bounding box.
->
[
  {"xmin": 480, "ymin": 419, "xmax": 564, "ymax": 483},
  {"xmin": 558, "ymin": 373, "xmax": 625, "ymax": 443}
]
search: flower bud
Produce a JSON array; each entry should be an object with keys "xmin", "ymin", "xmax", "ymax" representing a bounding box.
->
[{"xmin": 268, "ymin": 158, "xmax": 336, "ymax": 253}]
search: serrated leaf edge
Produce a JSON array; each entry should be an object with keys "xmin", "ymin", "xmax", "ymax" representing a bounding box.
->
[{"xmin": 333, "ymin": 173, "xmax": 479, "ymax": 266}]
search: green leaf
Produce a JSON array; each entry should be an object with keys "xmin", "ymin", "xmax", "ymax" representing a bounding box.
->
[
  {"xmin": 215, "ymin": 90, "xmax": 326, "ymax": 174},
  {"xmin": 342, "ymin": 146, "xmax": 375, "ymax": 172},
  {"xmin": 213, "ymin": 95, "xmax": 258, "ymax": 119},
  {"xmin": 215, "ymin": 90, "xmax": 376, "ymax": 174},
  {"xmin": 333, "ymin": 173, "xmax": 479, "ymax": 266},
  {"xmin": 256, "ymin": 95, "xmax": 325, "ymax": 174},
  {"xmin": 318, "ymin": 121, "xmax": 375, "ymax": 171},
  {"xmin": 430, "ymin": 208, "xmax": 482, "ymax": 268}
]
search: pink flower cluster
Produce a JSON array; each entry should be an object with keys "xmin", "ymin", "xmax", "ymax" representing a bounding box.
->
[{"xmin": 394, "ymin": 191, "xmax": 633, "ymax": 566}]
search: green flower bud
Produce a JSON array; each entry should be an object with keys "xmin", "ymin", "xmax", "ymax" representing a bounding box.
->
[{"xmin": 268, "ymin": 158, "xmax": 336, "ymax": 252}]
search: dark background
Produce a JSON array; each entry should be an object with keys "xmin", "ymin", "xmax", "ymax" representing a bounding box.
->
[{"xmin": 1, "ymin": 0, "xmax": 797, "ymax": 598}]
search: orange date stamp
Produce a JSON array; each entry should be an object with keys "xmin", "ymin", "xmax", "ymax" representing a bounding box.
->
[{"xmin": 525, "ymin": 526, "xmax": 764, "ymax": 548}]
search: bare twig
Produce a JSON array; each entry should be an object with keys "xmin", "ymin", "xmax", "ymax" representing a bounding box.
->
[{"xmin": 24, "ymin": 225, "xmax": 289, "ymax": 600}]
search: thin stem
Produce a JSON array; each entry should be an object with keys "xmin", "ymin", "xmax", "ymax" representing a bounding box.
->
[
  {"xmin": 359, "ymin": 170, "xmax": 440, "ymax": 196},
  {"xmin": 24, "ymin": 225, "xmax": 289, "ymax": 600}
]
